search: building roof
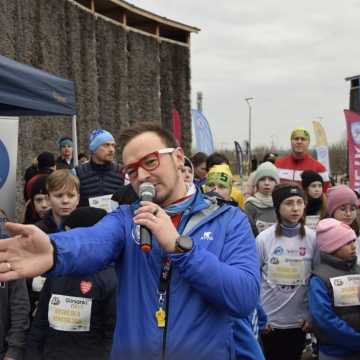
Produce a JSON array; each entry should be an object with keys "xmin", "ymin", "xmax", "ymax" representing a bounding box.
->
[{"xmin": 73, "ymin": 0, "xmax": 200, "ymax": 45}]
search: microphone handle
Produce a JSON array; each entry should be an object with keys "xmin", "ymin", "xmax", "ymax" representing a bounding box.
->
[
  {"xmin": 139, "ymin": 191, "xmax": 154, "ymax": 252},
  {"xmin": 140, "ymin": 225, "xmax": 152, "ymax": 252}
]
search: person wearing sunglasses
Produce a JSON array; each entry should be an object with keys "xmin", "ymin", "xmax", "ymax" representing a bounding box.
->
[{"xmin": 0, "ymin": 122, "xmax": 260, "ymax": 360}]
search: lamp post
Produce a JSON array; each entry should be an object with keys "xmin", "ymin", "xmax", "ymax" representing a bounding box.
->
[{"xmin": 245, "ymin": 97, "xmax": 254, "ymax": 173}]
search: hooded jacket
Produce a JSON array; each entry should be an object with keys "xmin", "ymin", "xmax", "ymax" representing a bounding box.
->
[
  {"xmin": 309, "ymin": 253, "xmax": 360, "ymax": 358},
  {"xmin": 48, "ymin": 189, "xmax": 260, "ymax": 360}
]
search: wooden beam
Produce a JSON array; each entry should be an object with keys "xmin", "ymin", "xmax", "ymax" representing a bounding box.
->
[
  {"xmin": 156, "ymin": 24, "xmax": 160, "ymax": 38},
  {"xmin": 91, "ymin": 0, "xmax": 95, "ymax": 13}
]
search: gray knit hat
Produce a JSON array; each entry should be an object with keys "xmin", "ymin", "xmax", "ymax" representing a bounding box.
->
[{"xmin": 254, "ymin": 161, "xmax": 279, "ymax": 185}]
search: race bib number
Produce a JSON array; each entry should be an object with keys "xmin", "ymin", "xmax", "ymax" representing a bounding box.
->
[
  {"xmin": 330, "ymin": 275, "xmax": 360, "ymax": 307},
  {"xmin": 256, "ymin": 220, "xmax": 274, "ymax": 233},
  {"xmin": 89, "ymin": 194, "xmax": 112, "ymax": 213},
  {"xmin": 48, "ymin": 294, "xmax": 92, "ymax": 332},
  {"xmin": 305, "ymin": 215, "xmax": 320, "ymax": 230},
  {"xmin": 32, "ymin": 276, "xmax": 46, "ymax": 292},
  {"xmin": 268, "ymin": 256, "xmax": 306, "ymax": 286}
]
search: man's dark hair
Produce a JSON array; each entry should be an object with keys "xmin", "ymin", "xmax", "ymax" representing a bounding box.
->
[
  {"xmin": 263, "ymin": 152, "xmax": 278, "ymax": 164},
  {"xmin": 118, "ymin": 122, "xmax": 178, "ymax": 154},
  {"xmin": 191, "ymin": 152, "xmax": 208, "ymax": 167},
  {"xmin": 206, "ymin": 152, "xmax": 230, "ymax": 171},
  {"xmin": 78, "ymin": 152, "xmax": 88, "ymax": 160}
]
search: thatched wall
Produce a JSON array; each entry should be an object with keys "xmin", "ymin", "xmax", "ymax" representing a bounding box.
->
[{"xmin": 0, "ymin": 0, "xmax": 192, "ymax": 218}]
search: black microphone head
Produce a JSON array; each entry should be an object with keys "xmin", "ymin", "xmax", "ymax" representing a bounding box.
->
[{"xmin": 139, "ymin": 182, "xmax": 156, "ymax": 201}]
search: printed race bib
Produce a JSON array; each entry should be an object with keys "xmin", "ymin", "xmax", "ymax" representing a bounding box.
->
[
  {"xmin": 330, "ymin": 275, "xmax": 360, "ymax": 307},
  {"xmin": 256, "ymin": 220, "xmax": 275, "ymax": 233},
  {"xmin": 89, "ymin": 194, "xmax": 113, "ymax": 213},
  {"xmin": 32, "ymin": 276, "xmax": 46, "ymax": 292},
  {"xmin": 268, "ymin": 256, "xmax": 306, "ymax": 286},
  {"xmin": 305, "ymin": 215, "xmax": 320, "ymax": 230},
  {"xmin": 48, "ymin": 294, "xmax": 92, "ymax": 332}
]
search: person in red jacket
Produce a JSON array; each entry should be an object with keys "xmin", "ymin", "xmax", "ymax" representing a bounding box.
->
[{"xmin": 275, "ymin": 128, "xmax": 330, "ymax": 191}]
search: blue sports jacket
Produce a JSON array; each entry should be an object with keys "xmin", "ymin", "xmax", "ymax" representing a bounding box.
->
[
  {"xmin": 309, "ymin": 276, "xmax": 360, "ymax": 358},
  {"xmin": 49, "ymin": 190, "xmax": 260, "ymax": 360}
]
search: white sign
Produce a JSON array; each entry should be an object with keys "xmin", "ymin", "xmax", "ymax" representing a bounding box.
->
[
  {"xmin": 305, "ymin": 215, "xmax": 320, "ymax": 230},
  {"xmin": 88, "ymin": 194, "xmax": 113, "ymax": 213},
  {"xmin": 330, "ymin": 275, "xmax": 360, "ymax": 307},
  {"xmin": 32, "ymin": 276, "xmax": 46, "ymax": 292},
  {"xmin": 0, "ymin": 117, "xmax": 18, "ymax": 220},
  {"xmin": 48, "ymin": 294, "xmax": 92, "ymax": 332},
  {"xmin": 268, "ymin": 256, "xmax": 306, "ymax": 286}
]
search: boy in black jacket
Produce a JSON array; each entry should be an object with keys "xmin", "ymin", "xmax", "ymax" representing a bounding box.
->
[{"xmin": 26, "ymin": 207, "xmax": 117, "ymax": 360}]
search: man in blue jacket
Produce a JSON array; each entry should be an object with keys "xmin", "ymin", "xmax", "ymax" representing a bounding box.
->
[{"xmin": 0, "ymin": 122, "xmax": 260, "ymax": 360}]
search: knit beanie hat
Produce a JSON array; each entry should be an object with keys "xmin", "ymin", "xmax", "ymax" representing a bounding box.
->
[
  {"xmin": 30, "ymin": 175, "xmax": 48, "ymax": 200},
  {"xmin": 291, "ymin": 128, "xmax": 310, "ymax": 141},
  {"xmin": 206, "ymin": 164, "xmax": 233, "ymax": 190},
  {"xmin": 58, "ymin": 136, "xmax": 73, "ymax": 148},
  {"xmin": 316, "ymin": 218, "xmax": 356, "ymax": 253},
  {"xmin": 301, "ymin": 170, "xmax": 323, "ymax": 189},
  {"xmin": 254, "ymin": 161, "xmax": 279, "ymax": 185},
  {"xmin": 326, "ymin": 185, "xmax": 358, "ymax": 216},
  {"xmin": 88, "ymin": 129, "xmax": 114, "ymax": 153},
  {"xmin": 272, "ymin": 183, "xmax": 305, "ymax": 213},
  {"xmin": 37, "ymin": 152, "xmax": 55, "ymax": 171},
  {"xmin": 63, "ymin": 206, "xmax": 107, "ymax": 229}
]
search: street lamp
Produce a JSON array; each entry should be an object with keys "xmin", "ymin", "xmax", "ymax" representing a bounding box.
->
[{"xmin": 245, "ymin": 97, "xmax": 254, "ymax": 172}]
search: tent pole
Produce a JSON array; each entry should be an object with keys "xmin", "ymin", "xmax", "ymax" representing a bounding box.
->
[{"xmin": 72, "ymin": 115, "xmax": 79, "ymax": 167}]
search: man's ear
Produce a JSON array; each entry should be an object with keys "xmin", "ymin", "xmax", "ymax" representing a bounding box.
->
[{"xmin": 174, "ymin": 147, "xmax": 185, "ymax": 167}]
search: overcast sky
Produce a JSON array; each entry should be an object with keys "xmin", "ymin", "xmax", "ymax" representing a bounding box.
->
[{"xmin": 129, "ymin": 1, "xmax": 360, "ymax": 150}]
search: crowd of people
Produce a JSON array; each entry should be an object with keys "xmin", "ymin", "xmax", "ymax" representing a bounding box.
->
[{"xmin": 0, "ymin": 124, "xmax": 359, "ymax": 360}]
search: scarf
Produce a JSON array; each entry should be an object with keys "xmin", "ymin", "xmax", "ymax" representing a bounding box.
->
[
  {"xmin": 306, "ymin": 197, "xmax": 322, "ymax": 216},
  {"xmin": 280, "ymin": 222, "xmax": 301, "ymax": 238},
  {"xmin": 245, "ymin": 192, "xmax": 274, "ymax": 209},
  {"xmin": 164, "ymin": 182, "xmax": 197, "ymax": 216}
]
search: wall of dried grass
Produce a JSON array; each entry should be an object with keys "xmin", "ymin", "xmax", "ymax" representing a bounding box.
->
[{"xmin": 0, "ymin": 0, "xmax": 192, "ymax": 218}]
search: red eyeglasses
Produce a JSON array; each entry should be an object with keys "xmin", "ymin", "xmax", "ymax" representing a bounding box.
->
[{"xmin": 122, "ymin": 148, "xmax": 176, "ymax": 180}]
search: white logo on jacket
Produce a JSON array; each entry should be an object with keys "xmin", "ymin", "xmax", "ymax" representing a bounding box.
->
[{"xmin": 200, "ymin": 232, "xmax": 213, "ymax": 241}]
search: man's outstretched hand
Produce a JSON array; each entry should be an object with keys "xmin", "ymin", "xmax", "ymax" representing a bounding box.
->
[{"xmin": 0, "ymin": 223, "xmax": 54, "ymax": 281}]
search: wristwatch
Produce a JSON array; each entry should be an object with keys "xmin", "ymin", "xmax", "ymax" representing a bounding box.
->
[{"xmin": 175, "ymin": 235, "xmax": 193, "ymax": 253}]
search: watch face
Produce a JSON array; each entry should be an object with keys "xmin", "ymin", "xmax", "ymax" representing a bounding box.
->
[{"xmin": 178, "ymin": 236, "xmax": 193, "ymax": 251}]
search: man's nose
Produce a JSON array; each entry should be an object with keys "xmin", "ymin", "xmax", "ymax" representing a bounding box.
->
[{"xmin": 137, "ymin": 166, "xmax": 151, "ymax": 181}]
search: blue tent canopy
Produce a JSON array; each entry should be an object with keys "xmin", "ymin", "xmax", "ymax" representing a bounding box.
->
[{"xmin": 0, "ymin": 55, "xmax": 76, "ymax": 116}]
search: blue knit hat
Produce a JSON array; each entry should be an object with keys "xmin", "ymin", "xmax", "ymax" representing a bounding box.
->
[
  {"xmin": 58, "ymin": 136, "xmax": 73, "ymax": 149},
  {"xmin": 88, "ymin": 129, "xmax": 114, "ymax": 152}
]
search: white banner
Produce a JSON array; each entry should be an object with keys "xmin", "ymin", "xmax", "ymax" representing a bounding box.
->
[{"xmin": 0, "ymin": 117, "xmax": 18, "ymax": 220}]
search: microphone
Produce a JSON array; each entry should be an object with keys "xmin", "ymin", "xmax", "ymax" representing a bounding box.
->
[{"xmin": 139, "ymin": 182, "xmax": 156, "ymax": 252}]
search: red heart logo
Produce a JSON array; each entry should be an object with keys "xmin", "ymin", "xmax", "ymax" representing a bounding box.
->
[{"xmin": 80, "ymin": 281, "xmax": 92, "ymax": 294}]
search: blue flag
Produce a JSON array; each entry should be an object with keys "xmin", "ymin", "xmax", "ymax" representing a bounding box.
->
[{"xmin": 191, "ymin": 109, "xmax": 214, "ymax": 155}]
